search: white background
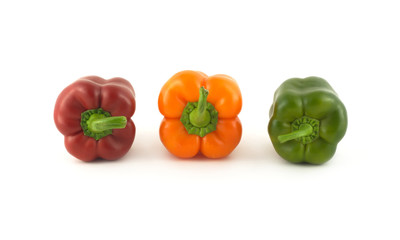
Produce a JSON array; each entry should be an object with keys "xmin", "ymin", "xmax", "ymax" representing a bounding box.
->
[{"xmin": 1, "ymin": 0, "xmax": 399, "ymax": 239}]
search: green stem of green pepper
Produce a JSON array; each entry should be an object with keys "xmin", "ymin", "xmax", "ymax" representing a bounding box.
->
[{"xmin": 278, "ymin": 124, "xmax": 314, "ymax": 143}]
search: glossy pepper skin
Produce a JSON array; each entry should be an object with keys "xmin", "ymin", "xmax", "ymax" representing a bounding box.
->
[
  {"xmin": 54, "ymin": 76, "xmax": 136, "ymax": 161},
  {"xmin": 268, "ymin": 77, "xmax": 347, "ymax": 164},
  {"xmin": 158, "ymin": 70, "xmax": 242, "ymax": 158}
]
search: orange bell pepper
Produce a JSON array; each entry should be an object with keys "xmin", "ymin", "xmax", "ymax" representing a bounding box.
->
[{"xmin": 158, "ymin": 70, "xmax": 242, "ymax": 158}]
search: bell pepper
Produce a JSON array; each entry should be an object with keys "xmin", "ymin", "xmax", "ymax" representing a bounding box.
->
[
  {"xmin": 158, "ymin": 70, "xmax": 242, "ymax": 158},
  {"xmin": 54, "ymin": 76, "xmax": 136, "ymax": 161},
  {"xmin": 268, "ymin": 77, "xmax": 347, "ymax": 164}
]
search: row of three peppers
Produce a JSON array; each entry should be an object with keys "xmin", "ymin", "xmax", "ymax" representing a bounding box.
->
[{"xmin": 54, "ymin": 71, "xmax": 347, "ymax": 164}]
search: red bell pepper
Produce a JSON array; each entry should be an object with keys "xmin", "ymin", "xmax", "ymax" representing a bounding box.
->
[{"xmin": 54, "ymin": 76, "xmax": 136, "ymax": 161}]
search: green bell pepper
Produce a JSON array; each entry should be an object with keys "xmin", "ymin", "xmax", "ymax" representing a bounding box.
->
[{"xmin": 268, "ymin": 77, "xmax": 347, "ymax": 164}]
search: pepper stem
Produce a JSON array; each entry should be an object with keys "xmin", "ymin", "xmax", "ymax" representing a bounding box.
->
[
  {"xmin": 88, "ymin": 115, "xmax": 127, "ymax": 133},
  {"xmin": 189, "ymin": 87, "xmax": 211, "ymax": 127},
  {"xmin": 180, "ymin": 87, "xmax": 218, "ymax": 137},
  {"xmin": 81, "ymin": 108, "xmax": 127, "ymax": 140},
  {"xmin": 278, "ymin": 124, "xmax": 313, "ymax": 143}
]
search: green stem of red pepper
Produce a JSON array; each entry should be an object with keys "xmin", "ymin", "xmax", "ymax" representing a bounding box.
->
[
  {"xmin": 81, "ymin": 108, "xmax": 127, "ymax": 140},
  {"xmin": 88, "ymin": 115, "xmax": 127, "ymax": 132}
]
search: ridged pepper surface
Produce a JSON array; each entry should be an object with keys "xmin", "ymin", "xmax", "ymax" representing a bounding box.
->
[
  {"xmin": 268, "ymin": 77, "xmax": 347, "ymax": 164},
  {"xmin": 158, "ymin": 70, "xmax": 242, "ymax": 158},
  {"xmin": 54, "ymin": 76, "xmax": 136, "ymax": 161}
]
